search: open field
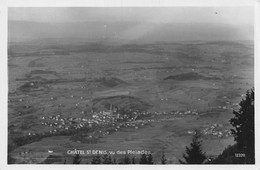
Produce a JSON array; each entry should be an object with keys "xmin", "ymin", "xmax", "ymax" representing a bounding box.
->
[{"xmin": 8, "ymin": 41, "xmax": 254, "ymax": 164}]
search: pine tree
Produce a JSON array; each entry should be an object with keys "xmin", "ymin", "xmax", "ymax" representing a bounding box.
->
[
  {"xmin": 230, "ymin": 88, "xmax": 254, "ymax": 163},
  {"xmin": 72, "ymin": 154, "xmax": 81, "ymax": 164},
  {"xmin": 147, "ymin": 154, "xmax": 153, "ymax": 164},
  {"xmin": 91, "ymin": 155, "xmax": 102, "ymax": 164},
  {"xmin": 108, "ymin": 155, "xmax": 112, "ymax": 164},
  {"xmin": 139, "ymin": 154, "xmax": 148, "ymax": 164},
  {"xmin": 161, "ymin": 152, "xmax": 167, "ymax": 164},
  {"xmin": 132, "ymin": 157, "xmax": 136, "ymax": 164},
  {"xmin": 113, "ymin": 157, "xmax": 117, "ymax": 164},
  {"xmin": 102, "ymin": 154, "xmax": 112, "ymax": 164},
  {"xmin": 179, "ymin": 130, "xmax": 206, "ymax": 164},
  {"xmin": 123, "ymin": 155, "xmax": 131, "ymax": 164}
]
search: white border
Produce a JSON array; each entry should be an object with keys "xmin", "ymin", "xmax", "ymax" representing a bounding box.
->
[
  {"xmin": 0, "ymin": 0, "xmax": 258, "ymax": 170},
  {"xmin": 3, "ymin": 0, "xmax": 256, "ymax": 7}
]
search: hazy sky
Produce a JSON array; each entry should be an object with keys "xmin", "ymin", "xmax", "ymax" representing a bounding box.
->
[{"xmin": 9, "ymin": 7, "xmax": 253, "ymax": 25}]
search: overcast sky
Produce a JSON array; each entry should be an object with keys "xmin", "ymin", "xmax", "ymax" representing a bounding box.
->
[{"xmin": 9, "ymin": 7, "xmax": 253, "ymax": 25}]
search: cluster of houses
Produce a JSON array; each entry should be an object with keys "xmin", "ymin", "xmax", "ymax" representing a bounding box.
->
[
  {"xmin": 40, "ymin": 112, "xmax": 115, "ymax": 133},
  {"xmin": 39, "ymin": 110, "xmax": 146, "ymax": 134},
  {"xmin": 119, "ymin": 119, "xmax": 155, "ymax": 129},
  {"xmin": 187, "ymin": 123, "xmax": 232, "ymax": 138},
  {"xmin": 38, "ymin": 108, "xmax": 201, "ymax": 136},
  {"xmin": 201, "ymin": 123, "xmax": 232, "ymax": 138},
  {"xmin": 153, "ymin": 110, "xmax": 199, "ymax": 116}
]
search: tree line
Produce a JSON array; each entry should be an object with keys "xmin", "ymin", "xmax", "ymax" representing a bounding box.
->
[
  {"xmin": 69, "ymin": 88, "xmax": 255, "ymax": 164},
  {"xmin": 71, "ymin": 153, "xmax": 156, "ymax": 164},
  {"xmin": 180, "ymin": 88, "xmax": 255, "ymax": 164},
  {"xmin": 8, "ymin": 88, "xmax": 255, "ymax": 164}
]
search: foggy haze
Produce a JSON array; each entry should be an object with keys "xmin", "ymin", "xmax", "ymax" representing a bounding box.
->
[{"xmin": 8, "ymin": 7, "xmax": 254, "ymax": 43}]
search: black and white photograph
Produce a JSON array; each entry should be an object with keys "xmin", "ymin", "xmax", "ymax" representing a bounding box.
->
[{"xmin": 2, "ymin": 1, "xmax": 258, "ymax": 167}]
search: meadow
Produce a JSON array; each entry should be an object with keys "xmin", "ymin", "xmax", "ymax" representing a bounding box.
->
[{"xmin": 8, "ymin": 41, "xmax": 254, "ymax": 164}]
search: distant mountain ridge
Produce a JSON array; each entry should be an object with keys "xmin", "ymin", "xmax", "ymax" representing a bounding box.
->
[{"xmin": 8, "ymin": 20, "xmax": 253, "ymax": 43}]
